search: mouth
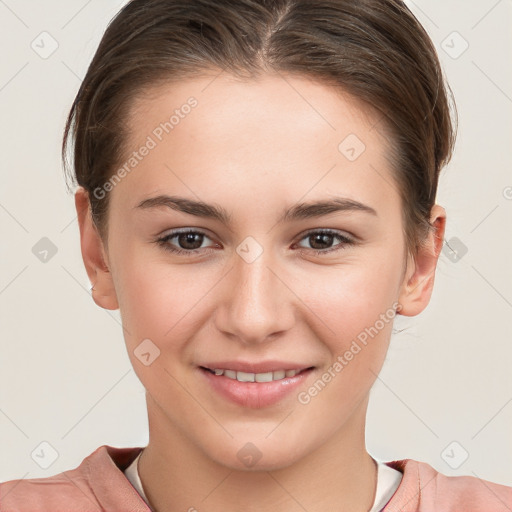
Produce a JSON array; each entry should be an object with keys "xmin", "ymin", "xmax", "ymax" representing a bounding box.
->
[{"xmin": 198, "ymin": 364, "xmax": 316, "ymax": 408}]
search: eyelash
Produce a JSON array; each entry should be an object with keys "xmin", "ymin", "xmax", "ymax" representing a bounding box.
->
[{"xmin": 155, "ymin": 228, "xmax": 355, "ymax": 257}]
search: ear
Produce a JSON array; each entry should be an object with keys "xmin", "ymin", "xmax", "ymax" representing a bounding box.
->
[
  {"xmin": 75, "ymin": 186, "xmax": 119, "ymax": 310},
  {"xmin": 397, "ymin": 204, "xmax": 446, "ymax": 317}
]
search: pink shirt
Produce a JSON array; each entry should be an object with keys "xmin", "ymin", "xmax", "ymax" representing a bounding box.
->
[{"xmin": 1, "ymin": 445, "xmax": 511, "ymax": 511}]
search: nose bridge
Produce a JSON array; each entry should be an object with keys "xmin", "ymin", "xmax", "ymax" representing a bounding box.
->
[{"xmin": 217, "ymin": 243, "xmax": 294, "ymax": 343}]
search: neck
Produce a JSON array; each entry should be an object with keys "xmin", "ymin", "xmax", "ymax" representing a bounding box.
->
[{"xmin": 138, "ymin": 395, "xmax": 377, "ymax": 512}]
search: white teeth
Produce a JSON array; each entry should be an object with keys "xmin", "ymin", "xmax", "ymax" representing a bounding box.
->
[
  {"xmin": 236, "ymin": 371, "xmax": 255, "ymax": 382},
  {"xmin": 211, "ymin": 368, "xmax": 301, "ymax": 382},
  {"xmin": 255, "ymin": 372, "xmax": 273, "ymax": 382}
]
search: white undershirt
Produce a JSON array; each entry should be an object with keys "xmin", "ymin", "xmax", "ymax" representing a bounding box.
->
[{"xmin": 124, "ymin": 452, "xmax": 402, "ymax": 511}]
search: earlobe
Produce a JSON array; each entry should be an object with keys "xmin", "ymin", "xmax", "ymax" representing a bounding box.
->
[
  {"xmin": 397, "ymin": 205, "xmax": 446, "ymax": 317},
  {"xmin": 75, "ymin": 187, "xmax": 119, "ymax": 311}
]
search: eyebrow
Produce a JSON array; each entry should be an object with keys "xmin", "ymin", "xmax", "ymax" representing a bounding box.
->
[{"xmin": 134, "ymin": 194, "xmax": 377, "ymax": 223}]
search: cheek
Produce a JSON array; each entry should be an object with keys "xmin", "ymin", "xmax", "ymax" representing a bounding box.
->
[
  {"xmin": 305, "ymin": 253, "xmax": 402, "ymax": 337},
  {"xmin": 114, "ymin": 254, "xmax": 219, "ymax": 349},
  {"xmin": 296, "ymin": 251, "xmax": 401, "ymax": 395},
  {"xmin": 299, "ymin": 270, "xmax": 397, "ymax": 416},
  {"xmin": 114, "ymin": 259, "xmax": 217, "ymax": 395}
]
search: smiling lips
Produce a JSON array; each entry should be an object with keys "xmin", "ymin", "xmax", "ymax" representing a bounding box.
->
[
  {"xmin": 198, "ymin": 360, "xmax": 316, "ymax": 407},
  {"xmin": 200, "ymin": 364, "xmax": 315, "ymax": 408}
]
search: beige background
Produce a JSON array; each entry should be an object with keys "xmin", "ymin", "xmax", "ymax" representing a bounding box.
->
[{"xmin": 1, "ymin": 0, "xmax": 511, "ymax": 486}]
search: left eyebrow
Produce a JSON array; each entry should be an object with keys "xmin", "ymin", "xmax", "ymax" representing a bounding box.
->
[
  {"xmin": 133, "ymin": 194, "xmax": 377, "ymax": 224},
  {"xmin": 279, "ymin": 197, "xmax": 378, "ymax": 222}
]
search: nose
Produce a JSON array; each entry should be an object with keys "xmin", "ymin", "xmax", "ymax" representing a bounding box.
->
[{"xmin": 214, "ymin": 248, "xmax": 295, "ymax": 345}]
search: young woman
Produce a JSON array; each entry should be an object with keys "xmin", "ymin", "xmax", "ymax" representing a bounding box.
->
[{"xmin": 1, "ymin": 0, "xmax": 511, "ymax": 510}]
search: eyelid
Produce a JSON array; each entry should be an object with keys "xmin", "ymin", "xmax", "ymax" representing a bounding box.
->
[
  {"xmin": 297, "ymin": 227, "xmax": 355, "ymax": 241},
  {"xmin": 158, "ymin": 227, "xmax": 213, "ymax": 240}
]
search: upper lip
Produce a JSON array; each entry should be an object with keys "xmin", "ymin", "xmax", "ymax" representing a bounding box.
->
[{"xmin": 199, "ymin": 360, "xmax": 314, "ymax": 374}]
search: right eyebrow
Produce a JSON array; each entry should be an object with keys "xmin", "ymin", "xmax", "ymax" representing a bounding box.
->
[{"xmin": 134, "ymin": 195, "xmax": 231, "ymax": 224}]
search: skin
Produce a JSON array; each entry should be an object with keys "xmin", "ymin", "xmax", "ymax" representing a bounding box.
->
[{"xmin": 75, "ymin": 71, "xmax": 445, "ymax": 512}]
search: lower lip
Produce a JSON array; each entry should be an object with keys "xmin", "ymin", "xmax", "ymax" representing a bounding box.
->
[{"xmin": 199, "ymin": 367, "xmax": 314, "ymax": 409}]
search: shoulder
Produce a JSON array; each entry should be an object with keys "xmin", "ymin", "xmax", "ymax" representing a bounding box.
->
[
  {"xmin": 0, "ymin": 445, "xmax": 148, "ymax": 512},
  {"xmin": 384, "ymin": 458, "xmax": 512, "ymax": 512}
]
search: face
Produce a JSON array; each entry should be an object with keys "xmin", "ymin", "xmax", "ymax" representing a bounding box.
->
[{"xmin": 77, "ymin": 71, "xmax": 444, "ymax": 471}]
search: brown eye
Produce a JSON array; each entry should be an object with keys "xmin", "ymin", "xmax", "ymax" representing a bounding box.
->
[
  {"xmin": 296, "ymin": 230, "xmax": 355, "ymax": 255},
  {"xmin": 308, "ymin": 232, "xmax": 335, "ymax": 250},
  {"xmin": 156, "ymin": 229, "xmax": 217, "ymax": 256},
  {"xmin": 175, "ymin": 232, "xmax": 205, "ymax": 250}
]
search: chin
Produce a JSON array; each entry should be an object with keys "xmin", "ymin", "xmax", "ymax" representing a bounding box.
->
[{"xmin": 207, "ymin": 438, "xmax": 305, "ymax": 472}]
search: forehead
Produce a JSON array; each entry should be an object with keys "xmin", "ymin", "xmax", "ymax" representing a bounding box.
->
[
  {"xmin": 127, "ymin": 71, "xmax": 385, "ymax": 148},
  {"xmin": 112, "ymin": 71, "xmax": 399, "ymax": 218}
]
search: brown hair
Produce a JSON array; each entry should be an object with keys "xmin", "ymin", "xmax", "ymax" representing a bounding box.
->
[{"xmin": 62, "ymin": 0, "xmax": 456, "ymax": 258}]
